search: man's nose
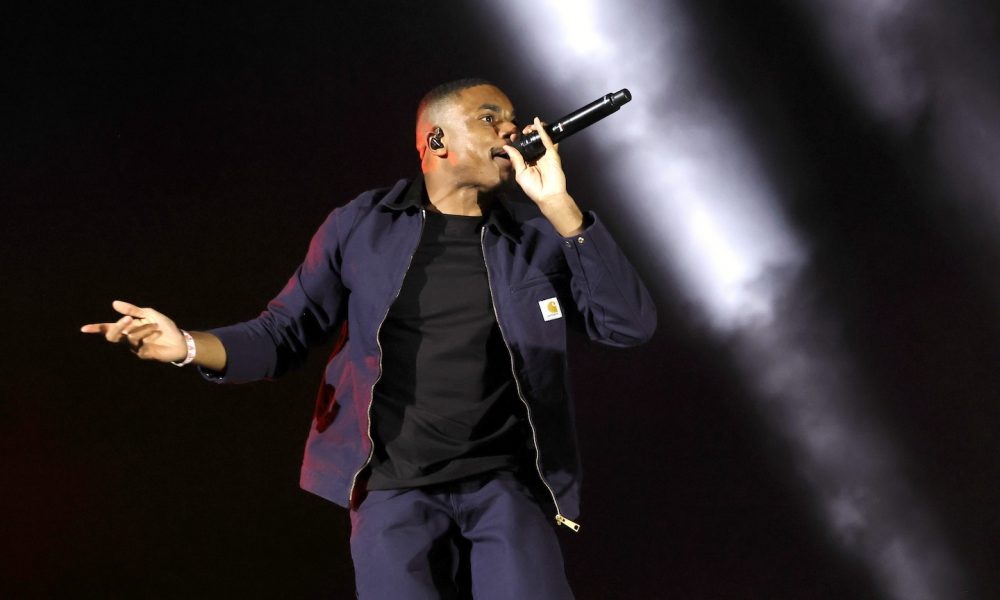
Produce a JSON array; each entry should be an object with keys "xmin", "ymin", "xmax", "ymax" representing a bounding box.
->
[{"xmin": 498, "ymin": 121, "xmax": 518, "ymax": 142}]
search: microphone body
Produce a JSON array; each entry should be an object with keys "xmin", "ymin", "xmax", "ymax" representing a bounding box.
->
[{"xmin": 510, "ymin": 89, "xmax": 632, "ymax": 162}]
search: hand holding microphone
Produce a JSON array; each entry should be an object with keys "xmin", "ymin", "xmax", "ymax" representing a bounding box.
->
[
  {"xmin": 503, "ymin": 89, "xmax": 632, "ymax": 236},
  {"xmin": 510, "ymin": 89, "xmax": 632, "ymax": 162}
]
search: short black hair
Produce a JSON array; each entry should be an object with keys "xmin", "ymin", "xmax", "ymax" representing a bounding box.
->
[{"xmin": 415, "ymin": 77, "xmax": 496, "ymax": 125}]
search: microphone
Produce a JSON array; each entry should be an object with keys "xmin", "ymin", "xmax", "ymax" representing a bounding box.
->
[{"xmin": 510, "ymin": 89, "xmax": 632, "ymax": 162}]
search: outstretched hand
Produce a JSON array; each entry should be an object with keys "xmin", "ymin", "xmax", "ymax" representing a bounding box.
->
[
  {"xmin": 81, "ymin": 300, "xmax": 187, "ymax": 362},
  {"xmin": 504, "ymin": 117, "xmax": 585, "ymax": 237}
]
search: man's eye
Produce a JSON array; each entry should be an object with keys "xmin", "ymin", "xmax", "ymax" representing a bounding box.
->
[{"xmin": 481, "ymin": 115, "xmax": 495, "ymax": 124}]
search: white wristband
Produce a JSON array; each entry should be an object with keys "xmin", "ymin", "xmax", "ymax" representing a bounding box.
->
[{"xmin": 171, "ymin": 330, "xmax": 196, "ymax": 367}]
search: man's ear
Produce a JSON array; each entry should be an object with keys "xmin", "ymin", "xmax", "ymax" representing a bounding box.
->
[{"xmin": 427, "ymin": 127, "xmax": 445, "ymax": 152}]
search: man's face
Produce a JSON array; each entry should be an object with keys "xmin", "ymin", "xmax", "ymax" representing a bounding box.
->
[{"xmin": 437, "ymin": 85, "xmax": 519, "ymax": 190}]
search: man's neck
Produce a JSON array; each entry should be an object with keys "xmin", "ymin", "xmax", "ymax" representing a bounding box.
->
[{"xmin": 424, "ymin": 181, "xmax": 497, "ymax": 216}]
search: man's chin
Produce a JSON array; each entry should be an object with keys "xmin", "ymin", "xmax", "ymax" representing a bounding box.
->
[{"xmin": 473, "ymin": 167, "xmax": 516, "ymax": 195}]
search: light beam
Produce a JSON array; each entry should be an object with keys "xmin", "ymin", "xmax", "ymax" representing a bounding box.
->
[{"xmin": 489, "ymin": 1, "xmax": 967, "ymax": 597}]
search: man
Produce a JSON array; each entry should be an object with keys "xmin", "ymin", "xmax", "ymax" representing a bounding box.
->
[{"xmin": 82, "ymin": 79, "xmax": 656, "ymax": 598}]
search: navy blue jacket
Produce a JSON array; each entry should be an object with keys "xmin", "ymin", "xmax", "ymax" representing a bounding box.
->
[{"xmin": 204, "ymin": 176, "xmax": 656, "ymax": 528}]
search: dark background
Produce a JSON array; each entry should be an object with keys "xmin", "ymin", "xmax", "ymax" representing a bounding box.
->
[{"xmin": 4, "ymin": 2, "xmax": 999, "ymax": 598}]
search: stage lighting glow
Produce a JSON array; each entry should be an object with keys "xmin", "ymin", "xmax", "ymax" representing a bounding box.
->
[
  {"xmin": 799, "ymin": 0, "xmax": 1000, "ymax": 269},
  {"xmin": 801, "ymin": 0, "xmax": 926, "ymax": 129},
  {"xmin": 490, "ymin": 1, "xmax": 966, "ymax": 597},
  {"xmin": 498, "ymin": 1, "xmax": 806, "ymax": 328}
]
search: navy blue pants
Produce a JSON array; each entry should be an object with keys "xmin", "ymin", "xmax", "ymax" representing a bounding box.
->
[{"xmin": 350, "ymin": 471, "xmax": 575, "ymax": 599}]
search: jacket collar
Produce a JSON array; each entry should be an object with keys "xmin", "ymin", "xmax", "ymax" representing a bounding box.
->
[{"xmin": 381, "ymin": 174, "xmax": 522, "ymax": 243}]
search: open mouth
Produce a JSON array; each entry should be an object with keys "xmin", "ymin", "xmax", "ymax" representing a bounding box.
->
[{"xmin": 491, "ymin": 148, "xmax": 510, "ymax": 161}]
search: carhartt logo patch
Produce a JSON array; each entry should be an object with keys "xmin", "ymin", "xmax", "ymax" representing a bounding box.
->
[{"xmin": 538, "ymin": 297, "xmax": 563, "ymax": 321}]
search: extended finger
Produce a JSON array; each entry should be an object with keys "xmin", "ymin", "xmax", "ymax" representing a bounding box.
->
[{"xmin": 80, "ymin": 323, "xmax": 112, "ymax": 334}]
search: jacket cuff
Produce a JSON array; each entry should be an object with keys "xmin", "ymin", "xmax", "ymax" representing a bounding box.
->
[
  {"xmin": 558, "ymin": 210, "xmax": 602, "ymax": 267},
  {"xmin": 197, "ymin": 323, "xmax": 278, "ymax": 384}
]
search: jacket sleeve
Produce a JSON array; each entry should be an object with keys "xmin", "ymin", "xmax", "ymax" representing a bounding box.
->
[
  {"xmin": 200, "ymin": 205, "xmax": 353, "ymax": 384},
  {"xmin": 560, "ymin": 212, "xmax": 657, "ymax": 347}
]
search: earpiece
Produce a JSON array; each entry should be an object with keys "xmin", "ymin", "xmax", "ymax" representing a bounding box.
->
[{"xmin": 428, "ymin": 128, "xmax": 444, "ymax": 150}]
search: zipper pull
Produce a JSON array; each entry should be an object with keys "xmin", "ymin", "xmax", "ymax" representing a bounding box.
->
[{"xmin": 555, "ymin": 514, "xmax": 581, "ymax": 532}]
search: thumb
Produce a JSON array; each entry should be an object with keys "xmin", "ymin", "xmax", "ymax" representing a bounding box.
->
[{"xmin": 112, "ymin": 300, "xmax": 148, "ymax": 318}]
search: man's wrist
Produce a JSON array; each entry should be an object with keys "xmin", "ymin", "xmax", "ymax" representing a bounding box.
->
[
  {"xmin": 535, "ymin": 193, "xmax": 584, "ymax": 237},
  {"xmin": 170, "ymin": 330, "xmax": 197, "ymax": 367}
]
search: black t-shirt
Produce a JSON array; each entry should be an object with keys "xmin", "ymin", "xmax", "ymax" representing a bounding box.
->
[{"xmin": 366, "ymin": 209, "xmax": 528, "ymax": 490}]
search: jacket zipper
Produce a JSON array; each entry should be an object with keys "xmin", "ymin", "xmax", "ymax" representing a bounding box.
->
[
  {"xmin": 348, "ymin": 208, "xmax": 426, "ymax": 506},
  {"xmin": 480, "ymin": 227, "xmax": 580, "ymax": 533}
]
